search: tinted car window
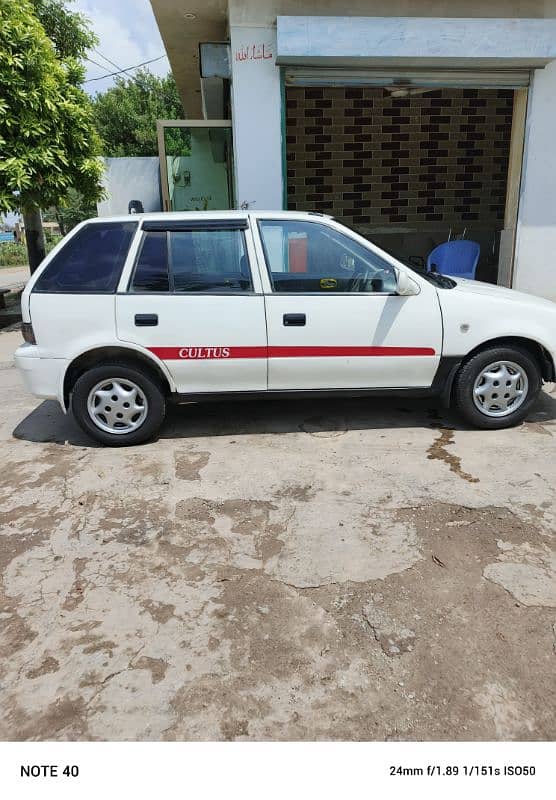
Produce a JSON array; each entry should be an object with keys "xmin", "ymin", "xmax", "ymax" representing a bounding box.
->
[
  {"xmin": 169, "ymin": 229, "xmax": 251, "ymax": 293},
  {"xmin": 258, "ymin": 220, "xmax": 397, "ymax": 293},
  {"xmin": 34, "ymin": 222, "xmax": 137, "ymax": 293},
  {"xmin": 131, "ymin": 231, "xmax": 169, "ymax": 292},
  {"xmin": 130, "ymin": 228, "xmax": 252, "ymax": 293}
]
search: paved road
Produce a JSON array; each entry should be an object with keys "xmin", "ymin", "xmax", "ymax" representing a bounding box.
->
[{"xmin": 1, "ymin": 330, "xmax": 555, "ymax": 740}]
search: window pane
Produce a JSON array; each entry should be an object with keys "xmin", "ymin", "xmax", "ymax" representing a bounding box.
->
[
  {"xmin": 163, "ymin": 126, "xmax": 233, "ymax": 211},
  {"xmin": 34, "ymin": 222, "xmax": 137, "ymax": 293},
  {"xmin": 169, "ymin": 229, "xmax": 251, "ymax": 292},
  {"xmin": 132, "ymin": 232, "xmax": 169, "ymax": 292},
  {"xmin": 258, "ymin": 220, "xmax": 397, "ymax": 293}
]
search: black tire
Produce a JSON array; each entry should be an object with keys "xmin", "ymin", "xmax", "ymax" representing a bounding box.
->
[
  {"xmin": 453, "ymin": 345, "xmax": 541, "ymax": 429},
  {"xmin": 70, "ymin": 362, "xmax": 166, "ymax": 446}
]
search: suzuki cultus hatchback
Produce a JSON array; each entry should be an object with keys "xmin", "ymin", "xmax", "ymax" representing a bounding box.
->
[{"xmin": 15, "ymin": 211, "xmax": 556, "ymax": 445}]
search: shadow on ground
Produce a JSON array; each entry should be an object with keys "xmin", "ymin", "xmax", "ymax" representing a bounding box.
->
[{"xmin": 12, "ymin": 389, "xmax": 556, "ymax": 447}]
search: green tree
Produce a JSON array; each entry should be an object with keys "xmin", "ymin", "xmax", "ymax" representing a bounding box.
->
[
  {"xmin": 0, "ymin": 0, "xmax": 104, "ymax": 271},
  {"xmin": 43, "ymin": 187, "xmax": 97, "ymax": 235},
  {"xmin": 92, "ymin": 70, "xmax": 184, "ymax": 157},
  {"xmin": 31, "ymin": 0, "xmax": 99, "ymax": 238},
  {"xmin": 30, "ymin": 0, "xmax": 96, "ymax": 62}
]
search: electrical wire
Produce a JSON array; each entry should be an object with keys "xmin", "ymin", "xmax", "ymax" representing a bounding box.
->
[
  {"xmin": 84, "ymin": 55, "xmax": 166, "ymax": 83},
  {"xmin": 92, "ymin": 49, "xmax": 124, "ymax": 73},
  {"xmin": 85, "ymin": 56, "xmax": 113, "ymax": 77}
]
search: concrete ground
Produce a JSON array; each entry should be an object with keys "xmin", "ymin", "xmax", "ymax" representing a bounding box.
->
[
  {"xmin": 1, "ymin": 327, "xmax": 555, "ymax": 741},
  {"xmin": 0, "ymin": 265, "xmax": 29, "ymax": 289}
]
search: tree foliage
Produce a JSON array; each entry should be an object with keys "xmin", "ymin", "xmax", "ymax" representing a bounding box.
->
[
  {"xmin": 30, "ymin": 0, "xmax": 97, "ymax": 62},
  {"xmin": 43, "ymin": 187, "xmax": 97, "ymax": 234},
  {"xmin": 0, "ymin": 0, "xmax": 104, "ymax": 214},
  {"xmin": 92, "ymin": 70, "xmax": 184, "ymax": 157}
]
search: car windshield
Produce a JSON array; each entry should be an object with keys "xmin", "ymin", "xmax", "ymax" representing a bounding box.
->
[{"xmin": 335, "ymin": 219, "xmax": 457, "ymax": 290}]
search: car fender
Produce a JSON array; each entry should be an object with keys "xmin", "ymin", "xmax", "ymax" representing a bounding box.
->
[
  {"xmin": 59, "ymin": 339, "xmax": 177, "ymax": 409},
  {"xmin": 437, "ymin": 287, "xmax": 556, "ymax": 365}
]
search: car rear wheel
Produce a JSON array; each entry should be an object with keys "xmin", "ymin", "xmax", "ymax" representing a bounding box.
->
[
  {"xmin": 71, "ymin": 362, "xmax": 166, "ymax": 446},
  {"xmin": 453, "ymin": 346, "xmax": 541, "ymax": 429}
]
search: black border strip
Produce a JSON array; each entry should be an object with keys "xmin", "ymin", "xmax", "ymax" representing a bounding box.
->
[{"xmin": 142, "ymin": 220, "xmax": 248, "ymax": 232}]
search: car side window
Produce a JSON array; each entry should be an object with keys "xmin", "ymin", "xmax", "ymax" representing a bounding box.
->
[
  {"xmin": 34, "ymin": 222, "xmax": 137, "ymax": 293},
  {"xmin": 258, "ymin": 220, "xmax": 397, "ymax": 294},
  {"xmin": 130, "ymin": 228, "xmax": 252, "ymax": 293},
  {"xmin": 170, "ymin": 229, "xmax": 251, "ymax": 293},
  {"xmin": 132, "ymin": 231, "xmax": 170, "ymax": 292}
]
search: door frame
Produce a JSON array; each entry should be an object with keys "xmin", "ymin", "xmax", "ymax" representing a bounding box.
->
[
  {"xmin": 499, "ymin": 87, "xmax": 528, "ymax": 288},
  {"xmin": 156, "ymin": 119, "xmax": 234, "ymax": 212}
]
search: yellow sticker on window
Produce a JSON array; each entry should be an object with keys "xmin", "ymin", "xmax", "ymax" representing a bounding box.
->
[{"xmin": 320, "ymin": 278, "xmax": 337, "ymax": 289}]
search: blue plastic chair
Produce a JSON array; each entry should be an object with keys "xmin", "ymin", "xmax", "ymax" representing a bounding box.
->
[{"xmin": 426, "ymin": 240, "xmax": 481, "ymax": 280}]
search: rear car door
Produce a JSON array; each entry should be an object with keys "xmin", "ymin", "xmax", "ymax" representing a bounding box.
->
[
  {"xmin": 29, "ymin": 220, "xmax": 138, "ymax": 360},
  {"xmin": 254, "ymin": 216, "xmax": 442, "ymax": 390},
  {"xmin": 116, "ymin": 218, "xmax": 267, "ymax": 393}
]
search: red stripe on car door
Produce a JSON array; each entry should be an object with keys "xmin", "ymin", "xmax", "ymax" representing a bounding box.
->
[
  {"xmin": 148, "ymin": 346, "xmax": 436, "ymax": 359},
  {"xmin": 269, "ymin": 346, "xmax": 436, "ymax": 357}
]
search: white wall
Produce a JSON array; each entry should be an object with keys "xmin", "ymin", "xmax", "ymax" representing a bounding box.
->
[
  {"xmin": 228, "ymin": 0, "xmax": 556, "ymax": 27},
  {"xmin": 514, "ymin": 60, "xmax": 556, "ymax": 301},
  {"xmin": 229, "ymin": 26, "xmax": 283, "ymax": 210},
  {"xmin": 97, "ymin": 158, "xmax": 161, "ymax": 216},
  {"xmin": 277, "ymin": 16, "xmax": 556, "ymax": 67}
]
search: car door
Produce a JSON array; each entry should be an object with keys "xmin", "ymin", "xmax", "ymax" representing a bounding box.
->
[
  {"xmin": 254, "ymin": 216, "xmax": 442, "ymax": 390},
  {"xmin": 116, "ymin": 218, "xmax": 267, "ymax": 393}
]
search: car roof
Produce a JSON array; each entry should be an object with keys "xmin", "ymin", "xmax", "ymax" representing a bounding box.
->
[{"xmin": 86, "ymin": 210, "xmax": 333, "ymax": 224}]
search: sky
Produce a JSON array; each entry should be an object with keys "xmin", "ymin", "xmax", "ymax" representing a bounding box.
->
[{"xmin": 73, "ymin": 0, "xmax": 171, "ymax": 95}]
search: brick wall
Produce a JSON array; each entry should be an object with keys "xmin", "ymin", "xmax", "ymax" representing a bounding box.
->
[{"xmin": 285, "ymin": 87, "xmax": 513, "ymax": 229}]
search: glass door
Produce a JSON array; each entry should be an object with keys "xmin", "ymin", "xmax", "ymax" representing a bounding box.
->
[{"xmin": 156, "ymin": 120, "xmax": 234, "ymax": 212}]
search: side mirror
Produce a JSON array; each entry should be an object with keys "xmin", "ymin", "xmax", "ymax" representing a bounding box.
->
[{"xmin": 395, "ymin": 268, "xmax": 420, "ymax": 296}]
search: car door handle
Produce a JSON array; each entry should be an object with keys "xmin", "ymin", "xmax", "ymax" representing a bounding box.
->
[
  {"xmin": 283, "ymin": 313, "xmax": 306, "ymax": 327},
  {"xmin": 134, "ymin": 313, "xmax": 158, "ymax": 327}
]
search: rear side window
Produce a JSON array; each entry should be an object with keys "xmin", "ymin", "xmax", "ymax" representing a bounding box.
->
[
  {"xmin": 130, "ymin": 228, "xmax": 252, "ymax": 293},
  {"xmin": 34, "ymin": 222, "xmax": 137, "ymax": 293},
  {"xmin": 132, "ymin": 231, "xmax": 169, "ymax": 292}
]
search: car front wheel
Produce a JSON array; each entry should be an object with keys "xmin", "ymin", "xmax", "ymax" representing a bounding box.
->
[
  {"xmin": 71, "ymin": 362, "xmax": 166, "ymax": 446},
  {"xmin": 453, "ymin": 345, "xmax": 542, "ymax": 429}
]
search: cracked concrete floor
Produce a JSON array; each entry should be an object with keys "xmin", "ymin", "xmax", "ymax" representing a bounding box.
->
[{"xmin": 1, "ymin": 329, "xmax": 556, "ymax": 741}]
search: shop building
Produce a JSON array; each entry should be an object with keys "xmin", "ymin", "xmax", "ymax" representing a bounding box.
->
[{"xmin": 150, "ymin": 1, "xmax": 556, "ymax": 299}]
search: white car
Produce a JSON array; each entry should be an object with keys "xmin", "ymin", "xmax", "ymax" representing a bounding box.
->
[{"xmin": 15, "ymin": 211, "xmax": 556, "ymax": 446}]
